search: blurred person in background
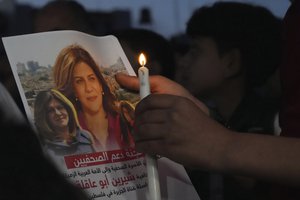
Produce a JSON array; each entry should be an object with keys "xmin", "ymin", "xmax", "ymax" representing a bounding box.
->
[
  {"xmin": 0, "ymin": 11, "xmax": 25, "ymax": 113},
  {"xmin": 33, "ymin": 1, "xmax": 95, "ymax": 34},
  {"xmin": 116, "ymin": 0, "xmax": 300, "ymax": 199},
  {"xmin": 169, "ymin": 33, "xmax": 191, "ymax": 82},
  {"xmin": 174, "ymin": 2, "xmax": 282, "ymax": 200},
  {"xmin": 114, "ymin": 28, "xmax": 176, "ymax": 80}
]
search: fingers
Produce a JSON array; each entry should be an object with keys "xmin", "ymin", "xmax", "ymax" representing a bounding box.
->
[
  {"xmin": 133, "ymin": 95, "xmax": 178, "ymax": 147},
  {"xmin": 135, "ymin": 94, "xmax": 179, "ymax": 115},
  {"xmin": 134, "ymin": 122, "xmax": 166, "ymax": 142},
  {"xmin": 135, "ymin": 108, "xmax": 167, "ymax": 125},
  {"xmin": 135, "ymin": 139, "xmax": 167, "ymax": 156},
  {"xmin": 115, "ymin": 73, "xmax": 175, "ymax": 94},
  {"xmin": 115, "ymin": 73, "xmax": 140, "ymax": 91},
  {"xmin": 133, "ymin": 94, "xmax": 190, "ymax": 144}
]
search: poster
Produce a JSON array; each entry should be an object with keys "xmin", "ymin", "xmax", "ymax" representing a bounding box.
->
[{"xmin": 2, "ymin": 30, "xmax": 200, "ymax": 200}]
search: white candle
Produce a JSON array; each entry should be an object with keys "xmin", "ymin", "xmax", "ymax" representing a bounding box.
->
[
  {"xmin": 138, "ymin": 53, "xmax": 161, "ymax": 200},
  {"xmin": 138, "ymin": 66, "xmax": 150, "ymax": 99}
]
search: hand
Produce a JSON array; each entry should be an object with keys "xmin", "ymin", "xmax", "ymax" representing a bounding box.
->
[
  {"xmin": 133, "ymin": 94, "xmax": 233, "ymax": 170},
  {"xmin": 115, "ymin": 73, "xmax": 209, "ymax": 115}
]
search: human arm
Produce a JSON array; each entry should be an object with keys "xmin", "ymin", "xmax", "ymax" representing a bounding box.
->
[
  {"xmin": 115, "ymin": 73, "xmax": 300, "ymax": 186},
  {"xmin": 135, "ymin": 94, "xmax": 300, "ymax": 187},
  {"xmin": 115, "ymin": 73, "xmax": 209, "ymax": 115}
]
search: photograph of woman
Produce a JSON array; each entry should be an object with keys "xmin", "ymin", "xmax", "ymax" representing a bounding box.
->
[
  {"xmin": 119, "ymin": 100, "xmax": 135, "ymax": 133},
  {"xmin": 53, "ymin": 44, "xmax": 134, "ymax": 151},
  {"xmin": 34, "ymin": 89, "xmax": 95, "ymax": 156}
]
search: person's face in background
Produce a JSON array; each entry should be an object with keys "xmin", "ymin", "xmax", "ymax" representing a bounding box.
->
[
  {"xmin": 47, "ymin": 98, "xmax": 69, "ymax": 132},
  {"xmin": 176, "ymin": 37, "xmax": 229, "ymax": 96},
  {"xmin": 72, "ymin": 62, "xmax": 103, "ymax": 114}
]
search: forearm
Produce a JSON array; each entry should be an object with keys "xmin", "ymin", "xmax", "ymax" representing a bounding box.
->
[
  {"xmin": 186, "ymin": 95, "xmax": 210, "ymax": 115},
  {"xmin": 221, "ymin": 132, "xmax": 300, "ymax": 186}
]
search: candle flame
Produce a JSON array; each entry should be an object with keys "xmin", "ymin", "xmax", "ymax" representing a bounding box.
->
[{"xmin": 139, "ymin": 53, "xmax": 147, "ymax": 66}]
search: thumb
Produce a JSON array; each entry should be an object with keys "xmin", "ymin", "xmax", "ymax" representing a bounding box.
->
[{"xmin": 115, "ymin": 73, "xmax": 140, "ymax": 91}]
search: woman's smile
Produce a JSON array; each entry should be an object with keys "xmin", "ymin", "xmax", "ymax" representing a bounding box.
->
[{"xmin": 87, "ymin": 95, "xmax": 98, "ymax": 102}]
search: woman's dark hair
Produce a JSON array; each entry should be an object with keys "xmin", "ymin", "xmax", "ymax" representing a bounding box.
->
[{"xmin": 118, "ymin": 101, "xmax": 135, "ymax": 147}]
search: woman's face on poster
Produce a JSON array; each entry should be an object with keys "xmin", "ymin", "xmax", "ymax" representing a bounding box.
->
[
  {"xmin": 72, "ymin": 62, "xmax": 103, "ymax": 114},
  {"xmin": 47, "ymin": 98, "xmax": 69, "ymax": 132}
]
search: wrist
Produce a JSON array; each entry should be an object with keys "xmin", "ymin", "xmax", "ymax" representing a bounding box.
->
[
  {"xmin": 218, "ymin": 130, "xmax": 238, "ymax": 172},
  {"xmin": 209, "ymin": 128, "xmax": 237, "ymax": 173},
  {"xmin": 188, "ymin": 95, "xmax": 210, "ymax": 115},
  {"xmin": 187, "ymin": 117, "xmax": 236, "ymax": 172},
  {"xmin": 209, "ymin": 108, "xmax": 226, "ymax": 125}
]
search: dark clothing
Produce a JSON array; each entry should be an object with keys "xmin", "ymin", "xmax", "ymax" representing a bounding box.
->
[
  {"xmin": 223, "ymin": 91, "xmax": 277, "ymax": 200},
  {"xmin": 226, "ymin": 90, "xmax": 277, "ymax": 134},
  {"xmin": 272, "ymin": 1, "xmax": 300, "ymax": 199},
  {"xmin": 280, "ymin": 0, "xmax": 300, "ymax": 138},
  {"xmin": 190, "ymin": 91, "xmax": 278, "ymax": 200}
]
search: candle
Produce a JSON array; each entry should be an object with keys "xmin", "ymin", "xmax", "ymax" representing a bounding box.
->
[
  {"xmin": 138, "ymin": 53, "xmax": 150, "ymax": 99},
  {"xmin": 138, "ymin": 53, "xmax": 161, "ymax": 200}
]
